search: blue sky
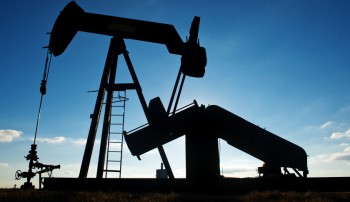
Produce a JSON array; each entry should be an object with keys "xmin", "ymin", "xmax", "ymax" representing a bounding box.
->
[{"xmin": 1, "ymin": 0, "xmax": 350, "ymax": 188}]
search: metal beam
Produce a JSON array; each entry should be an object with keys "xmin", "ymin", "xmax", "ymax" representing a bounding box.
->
[
  {"xmin": 96, "ymin": 40, "xmax": 119, "ymax": 178},
  {"xmin": 79, "ymin": 38, "xmax": 117, "ymax": 178},
  {"xmin": 111, "ymin": 83, "xmax": 136, "ymax": 91}
]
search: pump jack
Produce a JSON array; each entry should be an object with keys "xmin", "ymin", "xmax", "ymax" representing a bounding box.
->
[
  {"xmin": 49, "ymin": 1, "xmax": 206, "ymax": 179},
  {"xmin": 43, "ymin": 1, "xmax": 310, "ymax": 191}
]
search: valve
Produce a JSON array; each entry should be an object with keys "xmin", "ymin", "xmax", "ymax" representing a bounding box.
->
[
  {"xmin": 25, "ymin": 144, "xmax": 39, "ymax": 161},
  {"xmin": 15, "ymin": 170, "xmax": 22, "ymax": 180},
  {"xmin": 15, "ymin": 170, "xmax": 35, "ymax": 180}
]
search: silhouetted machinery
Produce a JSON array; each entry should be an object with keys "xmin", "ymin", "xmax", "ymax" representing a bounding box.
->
[
  {"xmin": 15, "ymin": 144, "xmax": 60, "ymax": 189},
  {"xmin": 44, "ymin": 1, "xmax": 308, "ymax": 190}
]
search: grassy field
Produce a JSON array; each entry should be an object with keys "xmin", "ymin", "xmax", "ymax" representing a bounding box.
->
[{"xmin": 1, "ymin": 189, "xmax": 350, "ymax": 202}]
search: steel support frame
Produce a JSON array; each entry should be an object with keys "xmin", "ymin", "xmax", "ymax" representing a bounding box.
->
[
  {"xmin": 79, "ymin": 37, "xmax": 174, "ymax": 178},
  {"xmin": 79, "ymin": 37, "xmax": 117, "ymax": 178},
  {"xmin": 96, "ymin": 41, "xmax": 119, "ymax": 178}
]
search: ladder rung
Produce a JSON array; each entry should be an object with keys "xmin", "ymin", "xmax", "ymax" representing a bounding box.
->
[
  {"xmin": 108, "ymin": 160, "xmax": 121, "ymax": 163},
  {"xmin": 109, "ymin": 141, "xmax": 123, "ymax": 144},
  {"xmin": 103, "ymin": 169, "xmax": 121, "ymax": 172},
  {"xmin": 106, "ymin": 91, "xmax": 125, "ymax": 176}
]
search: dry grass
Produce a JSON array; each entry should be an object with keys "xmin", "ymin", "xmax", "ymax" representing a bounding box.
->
[
  {"xmin": 1, "ymin": 189, "xmax": 350, "ymax": 202},
  {"xmin": 240, "ymin": 191, "xmax": 350, "ymax": 202}
]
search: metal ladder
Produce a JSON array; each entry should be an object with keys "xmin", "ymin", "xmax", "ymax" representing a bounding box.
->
[{"xmin": 104, "ymin": 90, "xmax": 127, "ymax": 178}]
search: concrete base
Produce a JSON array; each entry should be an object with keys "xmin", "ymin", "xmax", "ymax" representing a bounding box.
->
[{"xmin": 186, "ymin": 133, "xmax": 220, "ymax": 180}]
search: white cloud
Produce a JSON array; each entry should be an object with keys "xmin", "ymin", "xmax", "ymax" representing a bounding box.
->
[
  {"xmin": 223, "ymin": 167, "xmax": 255, "ymax": 174},
  {"xmin": 320, "ymin": 121, "xmax": 333, "ymax": 129},
  {"xmin": 30, "ymin": 136, "xmax": 90, "ymax": 146},
  {"xmin": 330, "ymin": 129, "xmax": 350, "ymax": 140},
  {"xmin": 0, "ymin": 129, "xmax": 22, "ymax": 142},
  {"xmin": 309, "ymin": 154, "xmax": 330, "ymax": 164},
  {"xmin": 329, "ymin": 147, "xmax": 350, "ymax": 161},
  {"xmin": 35, "ymin": 136, "xmax": 66, "ymax": 144},
  {"xmin": 48, "ymin": 164, "xmax": 80, "ymax": 178},
  {"xmin": 0, "ymin": 163, "xmax": 9, "ymax": 168},
  {"xmin": 62, "ymin": 171, "xmax": 74, "ymax": 176},
  {"xmin": 108, "ymin": 142, "xmax": 122, "ymax": 150},
  {"xmin": 311, "ymin": 147, "xmax": 350, "ymax": 163},
  {"xmin": 70, "ymin": 138, "xmax": 86, "ymax": 145}
]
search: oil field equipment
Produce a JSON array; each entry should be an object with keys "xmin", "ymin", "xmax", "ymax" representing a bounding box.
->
[
  {"xmin": 30, "ymin": 1, "xmax": 312, "ymax": 191},
  {"xmin": 15, "ymin": 49, "xmax": 60, "ymax": 189}
]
